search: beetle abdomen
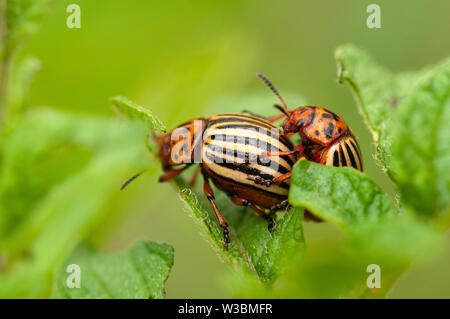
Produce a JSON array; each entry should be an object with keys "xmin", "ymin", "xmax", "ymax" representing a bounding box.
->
[{"xmin": 201, "ymin": 113, "xmax": 295, "ymax": 208}]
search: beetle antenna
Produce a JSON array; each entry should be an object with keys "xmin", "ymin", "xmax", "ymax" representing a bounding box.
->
[
  {"xmin": 257, "ymin": 73, "xmax": 290, "ymax": 113},
  {"xmin": 274, "ymin": 104, "xmax": 290, "ymax": 117},
  {"xmin": 120, "ymin": 170, "xmax": 146, "ymax": 190}
]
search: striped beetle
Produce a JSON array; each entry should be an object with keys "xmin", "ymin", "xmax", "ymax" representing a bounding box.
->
[
  {"xmin": 155, "ymin": 113, "xmax": 297, "ymax": 248},
  {"xmin": 254, "ymin": 73, "xmax": 363, "ymax": 186}
]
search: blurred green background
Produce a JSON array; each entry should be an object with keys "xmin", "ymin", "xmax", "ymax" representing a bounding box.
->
[{"xmin": 13, "ymin": 0, "xmax": 450, "ymax": 297}]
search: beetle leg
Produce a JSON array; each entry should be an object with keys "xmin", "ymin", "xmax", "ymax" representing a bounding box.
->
[
  {"xmin": 270, "ymin": 200, "xmax": 291, "ymax": 212},
  {"xmin": 251, "ymin": 145, "xmax": 306, "ymax": 187},
  {"xmin": 158, "ymin": 165, "xmax": 191, "ymax": 182},
  {"xmin": 203, "ymin": 175, "xmax": 230, "ymax": 249},
  {"xmin": 230, "ymin": 196, "xmax": 275, "ymax": 232},
  {"xmin": 272, "ymin": 172, "xmax": 292, "ymax": 185},
  {"xmin": 265, "ymin": 104, "xmax": 290, "ymax": 122},
  {"xmin": 247, "ymin": 175, "xmax": 274, "ymax": 187},
  {"xmin": 260, "ymin": 144, "xmax": 305, "ymax": 158},
  {"xmin": 250, "ymin": 205, "xmax": 275, "ymax": 233},
  {"xmin": 265, "ymin": 104, "xmax": 289, "ymax": 123},
  {"xmin": 266, "ymin": 211, "xmax": 276, "ymax": 232},
  {"xmin": 261, "ymin": 150, "xmax": 298, "ymax": 157},
  {"xmin": 265, "ymin": 113, "xmax": 286, "ymax": 123}
]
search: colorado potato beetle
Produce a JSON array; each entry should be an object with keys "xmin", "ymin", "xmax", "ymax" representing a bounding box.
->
[
  {"xmin": 155, "ymin": 113, "xmax": 298, "ymax": 248},
  {"xmin": 256, "ymin": 73, "xmax": 363, "ymax": 185}
]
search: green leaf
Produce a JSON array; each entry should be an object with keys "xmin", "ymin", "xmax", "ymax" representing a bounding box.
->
[
  {"xmin": 111, "ymin": 96, "xmax": 166, "ymax": 133},
  {"xmin": 287, "ymin": 158, "xmax": 442, "ymax": 298},
  {"xmin": 335, "ymin": 45, "xmax": 434, "ymax": 174},
  {"xmin": 178, "ymin": 184, "xmax": 304, "ymax": 284},
  {"xmin": 228, "ymin": 212, "xmax": 441, "ymax": 299},
  {"xmin": 111, "ymin": 96, "xmax": 167, "ymax": 154},
  {"xmin": 391, "ymin": 59, "xmax": 450, "ymax": 217},
  {"xmin": 343, "ymin": 214, "xmax": 440, "ymax": 299},
  {"xmin": 0, "ymin": 108, "xmax": 150, "ymax": 298},
  {"xmin": 0, "ymin": 108, "xmax": 148, "ymax": 242},
  {"xmin": 52, "ymin": 240, "xmax": 174, "ymax": 299},
  {"xmin": 348, "ymin": 215, "xmax": 441, "ymax": 268},
  {"xmin": 289, "ymin": 159, "xmax": 397, "ymax": 229}
]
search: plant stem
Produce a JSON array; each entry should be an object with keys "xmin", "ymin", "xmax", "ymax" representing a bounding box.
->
[{"xmin": 0, "ymin": 0, "xmax": 8, "ymax": 128}]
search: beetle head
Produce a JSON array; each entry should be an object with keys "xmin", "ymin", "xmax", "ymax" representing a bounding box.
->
[
  {"xmin": 155, "ymin": 133, "xmax": 173, "ymax": 170},
  {"xmin": 281, "ymin": 106, "xmax": 315, "ymax": 135},
  {"xmin": 155, "ymin": 119, "xmax": 206, "ymax": 170}
]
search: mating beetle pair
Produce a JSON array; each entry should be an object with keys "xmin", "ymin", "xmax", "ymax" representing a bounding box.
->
[{"xmin": 156, "ymin": 74, "xmax": 362, "ymax": 248}]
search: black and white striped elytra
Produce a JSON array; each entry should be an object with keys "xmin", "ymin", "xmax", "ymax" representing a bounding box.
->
[
  {"xmin": 201, "ymin": 113, "xmax": 296, "ymax": 207},
  {"xmin": 324, "ymin": 135, "xmax": 363, "ymax": 171}
]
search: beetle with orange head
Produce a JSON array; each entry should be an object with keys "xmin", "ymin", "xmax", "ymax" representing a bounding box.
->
[{"xmin": 256, "ymin": 73, "xmax": 363, "ymax": 186}]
